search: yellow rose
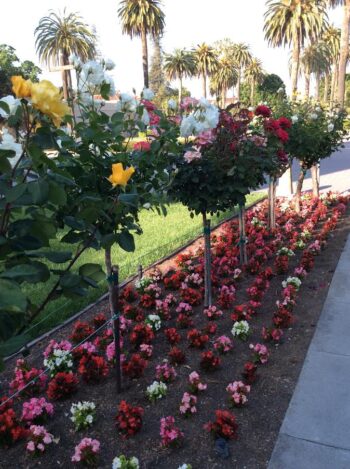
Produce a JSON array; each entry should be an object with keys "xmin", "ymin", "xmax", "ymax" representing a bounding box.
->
[
  {"xmin": 30, "ymin": 80, "xmax": 71, "ymax": 127},
  {"xmin": 11, "ymin": 76, "xmax": 32, "ymax": 98},
  {"xmin": 108, "ymin": 163, "xmax": 135, "ymax": 188}
]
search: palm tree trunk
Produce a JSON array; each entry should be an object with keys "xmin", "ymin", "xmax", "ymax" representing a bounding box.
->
[
  {"xmin": 178, "ymin": 76, "xmax": 183, "ymax": 107},
  {"xmin": 221, "ymin": 87, "xmax": 226, "ymax": 108},
  {"xmin": 141, "ymin": 28, "xmax": 149, "ymax": 88},
  {"xmin": 250, "ymin": 81, "xmax": 255, "ymax": 105},
  {"xmin": 236, "ymin": 68, "xmax": 241, "ymax": 101},
  {"xmin": 291, "ymin": 30, "xmax": 300, "ymax": 100},
  {"xmin": 304, "ymin": 71, "xmax": 311, "ymax": 99},
  {"xmin": 323, "ymin": 74, "xmax": 329, "ymax": 103},
  {"xmin": 202, "ymin": 72, "xmax": 207, "ymax": 98},
  {"xmin": 60, "ymin": 53, "xmax": 69, "ymax": 101},
  {"xmin": 331, "ymin": 61, "xmax": 338, "ymax": 105},
  {"xmin": 314, "ymin": 74, "xmax": 320, "ymax": 101},
  {"xmin": 337, "ymin": 0, "xmax": 350, "ymax": 107}
]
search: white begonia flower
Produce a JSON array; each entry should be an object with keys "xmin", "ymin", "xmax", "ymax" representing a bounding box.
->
[
  {"xmin": 291, "ymin": 115, "xmax": 298, "ymax": 123},
  {"xmin": 141, "ymin": 108, "xmax": 150, "ymax": 125},
  {"xmin": 0, "ymin": 95, "xmax": 20, "ymax": 117},
  {"xmin": 180, "ymin": 114, "xmax": 197, "ymax": 137},
  {"xmin": 142, "ymin": 88, "xmax": 154, "ymax": 100},
  {"xmin": 310, "ymin": 113, "xmax": 318, "ymax": 120},
  {"xmin": 0, "ymin": 129, "xmax": 22, "ymax": 164},
  {"xmin": 327, "ymin": 123, "xmax": 334, "ymax": 132},
  {"xmin": 315, "ymin": 107, "xmax": 321, "ymax": 112},
  {"xmin": 168, "ymin": 99, "xmax": 177, "ymax": 110}
]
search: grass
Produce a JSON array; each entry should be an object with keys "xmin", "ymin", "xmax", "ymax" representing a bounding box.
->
[{"xmin": 23, "ymin": 192, "xmax": 266, "ymax": 340}]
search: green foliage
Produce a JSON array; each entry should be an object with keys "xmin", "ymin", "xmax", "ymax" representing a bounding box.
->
[
  {"xmin": 279, "ymin": 100, "xmax": 347, "ymax": 168},
  {"xmin": 0, "ymin": 44, "xmax": 41, "ymax": 96}
]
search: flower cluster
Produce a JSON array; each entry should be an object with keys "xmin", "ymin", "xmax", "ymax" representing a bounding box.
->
[
  {"xmin": 115, "ymin": 401, "xmax": 144, "ymax": 438},
  {"xmin": 0, "ymin": 399, "xmax": 26, "ymax": 447},
  {"xmin": 187, "ymin": 328, "xmax": 209, "ymax": 349},
  {"xmin": 214, "ymin": 335, "xmax": 233, "ymax": 354},
  {"xmin": 249, "ymin": 343, "xmax": 270, "ymax": 364},
  {"xmin": 21, "ymin": 398, "xmax": 54, "ymax": 425},
  {"xmin": 231, "ymin": 320, "xmax": 250, "ymax": 341},
  {"xmin": 112, "ymin": 455, "xmax": 140, "ymax": 469},
  {"xmin": 203, "ymin": 305, "xmax": 223, "ymax": 320},
  {"xmin": 155, "ymin": 363, "xmax": 177, "ymax": 383},
  {"xmin": 164, "ymin": 327, "xmax": 181, "ymax": 345},
  {"xmin": 44, "ymin": 348, "xmax": 74, "ymax": 377},
  {"xmin": 78, "ymin": 355, "xmax": 109, "ymax": 383},
  {"xmin": 70, "ymin": 401, "xmax": 96, "ymax": 431},
  {"xmin": 47, "ymin": 372, "xmax": 78, "ymax": 400},
  {"xmin": 122, "ymin": 354, "xmax": 147, "ymax": 379},
  {"xmin": 71, "ymin": 437, "xmax": 100, "ymax": 465},
  {"xmin": 10, "ymin": 359, "xmax": 47, "ymax": 397},
  {"xmin": 226, "ymin": 381, "xmax": 251, "ymax": 407},
  {"xmin": 179, "ymin": 393, "xmax": 197, "ymax": 417},
  {"xmin": 200, "ymin": 351, "xmax": 221, "ymax": 371},
  {"xmin": 168, "ymin": 347, "xmax": 186, "ymax": 365},
  {"xmin": 26, "ymin": 425, "xmax": 53, "ymax": 455},
  {"xmin": 282, "ymin": 276, "xmax": 302, "ymax": 291},
  {"xmin": 188, "ymin": 371, "xmax": 207, "ymax": 393},
  {"xmin": 146, "ymin": 381, "xmax": 167, "ymax": 403},
  {"xmin": 204, "ymin": 410, "xmax": 238, "ymax": 440},
  {"xmin": 160, "ymin": 416, "xmax": 184, "ymax": 447}
]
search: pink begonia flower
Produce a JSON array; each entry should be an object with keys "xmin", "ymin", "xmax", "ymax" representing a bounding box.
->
[{"xmin": 26, "ymin": 441, "xmax": 35, "ymax": 452}]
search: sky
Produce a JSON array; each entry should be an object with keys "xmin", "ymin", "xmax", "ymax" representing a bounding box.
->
[{"xmin": 0, "ymin": 0, "xmax": 344, "ymax": 98}]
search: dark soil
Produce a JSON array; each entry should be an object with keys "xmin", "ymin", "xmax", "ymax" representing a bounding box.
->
[{"xmin": 1, "ymin": 201, "xmax": 350, "ymax": 469}]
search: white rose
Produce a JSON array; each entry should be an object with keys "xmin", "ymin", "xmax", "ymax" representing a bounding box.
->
[
  {"xmin": 104, "ymin": 58, "xmax": 115, "ymax": 71},
  {"xmin": 291, "ymin": 115, "xmax": 298, "ymax": 123},
  {"xmin": 142, "ymin": 88, "xmax": 154, "ymax": 100},
  {"xmin": 168, "ymin": 99, "xmax": 177, "ymax": 110},
  {"xmin": 327, "ymin": 123, "xmax": 334, "ymax": 132},
  {"xmin": 0, "ymin": 130, "xmax": 22, "ymax": 166},
  {"xmin": 180, "ymin": 115, "xmax": 197, "ymax": 137},
  {"xmin": 141, "ymin": 108, "xmax": 150, "ymax": 125},
  {"xmin": 310, "ymin": 113, "xmax": 318, "ymax": 120}
]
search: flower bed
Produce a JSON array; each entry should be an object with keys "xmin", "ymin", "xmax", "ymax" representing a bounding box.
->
[{"xmin": 0, "ymin": 193, "xmax": 349, "ymax": 468}]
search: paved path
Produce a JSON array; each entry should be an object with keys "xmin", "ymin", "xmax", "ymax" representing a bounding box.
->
[
  {"xmin": 276, "ymin": 141, "xmax": 350, "ymax": 195},
  {"xmin": 268, "ymin": 144, "xmax": 350, "ymax": 469}
]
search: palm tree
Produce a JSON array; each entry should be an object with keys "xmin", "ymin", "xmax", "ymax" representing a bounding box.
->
[
  {"xmin": 327, "ymin": 1, "xmax": 349, "ymax": 106},
  {"xmin": 245, "ymin": 58, "xmax": 264, "ymax": 105},
  {"xmin": 231, "ymin": 43, "xmax": 252, "ymax": 101},
  {"xmin": 322, "ymin": 25, "xmax": 341, "ymax": 103},
  {"xmin": 300, "ymin": 43, "xmax": 330, "ymax": 98},
  {"xmin": 164, "ymin": 49, "xmax": 197, "ymax": 105},
  {"xmin": 210, "ymin": 58, "xmax": 238, "ymax": 107},
  {"xmin": 118, "ymin": 0, "xmax": 165, "ymax": 88},
  {"xmin": 194, "ymin": 43, "xmax": 218, "ymax": 98},
  {"xmin": 264, "ymin": 0, "xmax": 328, "ymax": 99},
  {"xmin": 35, "ymin": 9, "xmax": 97, "ymax": 100}
]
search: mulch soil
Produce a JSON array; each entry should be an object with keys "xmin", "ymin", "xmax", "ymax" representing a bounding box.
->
[{"xmin": 1, "ymin": 198, "xmax": 350, "ymax": 469}]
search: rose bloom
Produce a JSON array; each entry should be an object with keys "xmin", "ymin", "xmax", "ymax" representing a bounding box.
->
[
  {"xmin": 133, "ymin": 141, "xmax": 151, "ymax": 152},
  {"xmin": 184, "ymin": 150, "xmax": 202, "ymax": 163}
]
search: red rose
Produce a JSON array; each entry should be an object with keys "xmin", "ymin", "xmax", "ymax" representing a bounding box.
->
[{"xmin": 255, "ymin": 105, "xmax": 272, "ymax": 118}]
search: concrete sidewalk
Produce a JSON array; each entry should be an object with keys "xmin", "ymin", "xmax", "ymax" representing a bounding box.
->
[{"xmin": 268, "ymin": 236, "xmax": 350, "ymax": 469}]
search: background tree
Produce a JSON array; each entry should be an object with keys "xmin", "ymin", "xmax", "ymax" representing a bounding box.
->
[
  {"xmin": 118, "ymin": 0, "xmax": 165, "ymax": 88},
  {"xmin": 328, "ymin": 0, "xmax": 350, "ymax": 106},
  {"xmin": 231, "ymin": 42, "xmax": 252, "ymax": 101},
  {"xmin": 194, "ymin": 43, "xmax": 218, "ymax": 98},
  {"xmin": 35, "ymin": 9, "xmax": 97, "ymax": 100},
  {"xmin": 149, "ymin": 35, "xmax": 165, "ymax": 95},
  {"xmin": 300, "ymin": 43, "xmax": 330, "ymax": 98},
  {"xmin": 0, "ymin": 45, "xmax": 41, "ymax": 96},
  {"xmin": 264, "ymin": 0, "xmax": 328, "ymax": 99},
  {"xmin": 322, "ymin": 25, "xmax": 341, "ymax": 103},
  {"xmin": 210, "ymin": 57, "xmax": 238, "ymax": 107},
  {"xmin": 164, "ymin": 48, "xmax": 197, "ymax": 106},
  {"xmin": 245, "ymin": 58, "xmax": 264, "ymax": 105}
]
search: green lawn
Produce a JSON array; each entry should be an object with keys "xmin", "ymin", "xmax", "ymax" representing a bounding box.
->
[{"xmin": 24, "ymin": 192, "xmax": 266, "ymax": 339}]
